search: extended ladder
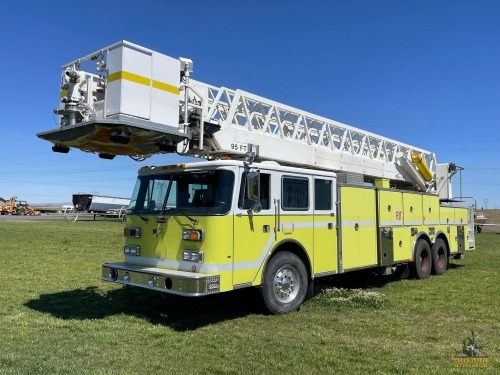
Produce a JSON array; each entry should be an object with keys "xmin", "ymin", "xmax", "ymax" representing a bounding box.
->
[
  {"xmin": 37, "ymin": 40, "xmax": 445, "ymax": 194},
  {"xmin": 182, "ymin": 79, "xmax": 436, "ymax": 185}
]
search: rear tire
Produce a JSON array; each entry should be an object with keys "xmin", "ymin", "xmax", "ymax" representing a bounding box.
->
[
  {"xmin": 431, "ymin": 238, "xmax": 448, "ymax": 275},
  {"xmin": 413, "ymin": 240, "xmax": 432, "ymax": 279},
  {"xmin": 261, "ymin": 252, "xmax": 308, "ymax": 314}
]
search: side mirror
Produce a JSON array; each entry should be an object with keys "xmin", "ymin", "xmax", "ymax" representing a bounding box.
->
[
  {"xmin": 246, "ymin": 171, "xmax": 261, "ymax": 213},
  {"xmin": 246, "ymin": 171, "xmax": 260, "ymax": 201}
]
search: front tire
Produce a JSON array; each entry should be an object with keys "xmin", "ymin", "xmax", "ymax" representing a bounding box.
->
[
  {"xmin": 261, "ymin": 252, "xmax": 308, "ymax": 314},
  {"xmin": 413, "ymin": 240, "xmax": 432, "ymax": 279}
]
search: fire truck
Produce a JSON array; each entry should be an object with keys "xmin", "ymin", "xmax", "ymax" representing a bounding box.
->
[{"xmin": 38, "ymin": 41, "xmax": 474, "ymax": 313}]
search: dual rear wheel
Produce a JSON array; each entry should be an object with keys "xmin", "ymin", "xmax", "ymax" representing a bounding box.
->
[{"xmin": 413, "ymin": 238, "xmax": 449, "ymax": 279}]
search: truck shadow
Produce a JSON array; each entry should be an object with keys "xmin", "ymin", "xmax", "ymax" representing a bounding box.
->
[
  {"xmin": 314, "ymin": 267, "xmax": 413, "ymax": 291},
  {"xmin": 447, "ymin": 262, "xmax": 465, "ymax": 270},
  {"xmin": 25, "ymin": 265, "xmax": 458, "ymax": 330},
  {"xmin": 25, "ymin": 286, "xmax": 264, "ymax": 331}
]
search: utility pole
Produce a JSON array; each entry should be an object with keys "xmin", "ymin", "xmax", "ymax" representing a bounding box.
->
[{"xmin": 484, "ymin": 198, "xmax": 489, "ymax": 209}]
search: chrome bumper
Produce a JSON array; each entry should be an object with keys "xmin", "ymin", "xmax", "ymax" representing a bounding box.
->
[{"xmin": 102, "ymin": 262, "xmax": 220, "ymax": 296}]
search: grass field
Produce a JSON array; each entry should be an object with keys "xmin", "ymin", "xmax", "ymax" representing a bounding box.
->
[{"xmin": 0, "ymin": 220, "xmax": 498, "ymax": 374}]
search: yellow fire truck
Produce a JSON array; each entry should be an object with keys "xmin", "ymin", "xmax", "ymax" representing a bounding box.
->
[{"xmin": 38, "ymin": 41, "xmax": 474, "ymax": 313}]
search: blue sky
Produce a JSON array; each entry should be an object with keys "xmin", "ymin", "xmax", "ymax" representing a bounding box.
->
[{"xmin": 1, "ymin": 0, "xmax": 499, "ymax": 208}]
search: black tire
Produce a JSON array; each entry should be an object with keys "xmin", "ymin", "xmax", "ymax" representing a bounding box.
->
[
  {"xmin": 431, "ymin": 238, "xmax": 448, "ymax": 275},
  {"xmin": 413, "ymin": 240, "xmax": 432, "ymax": 279},
  {"xmin": 261, "ymin": 252, "xmax": 308, "ymax": 314}
]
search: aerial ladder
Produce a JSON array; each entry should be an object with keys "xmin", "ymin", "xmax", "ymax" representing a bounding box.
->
[{"xmin": 38, "ymin": 40, "xmax": 456, "ymax": 198}]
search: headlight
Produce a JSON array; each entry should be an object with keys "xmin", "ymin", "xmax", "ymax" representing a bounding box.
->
[
  {"xmin": 124, "ymin": 245, "xmax": 140, "ymax": 256},
  {"xmin": 182, "ymin": 250, "xmax": 204, "ymax": 263}
]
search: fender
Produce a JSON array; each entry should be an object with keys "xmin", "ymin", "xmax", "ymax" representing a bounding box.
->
[
  {"xmin": 411, "ymin": 231, "xmax": 432, "ymax": 260},
  {"xmin": 257, "ymin": 239, "xmax": 312, "ymax": 285}
]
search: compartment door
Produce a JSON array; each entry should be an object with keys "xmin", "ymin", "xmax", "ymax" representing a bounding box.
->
[{"xmin": 339, "ymin": 186, "xmax": 378, "ymax": 271}]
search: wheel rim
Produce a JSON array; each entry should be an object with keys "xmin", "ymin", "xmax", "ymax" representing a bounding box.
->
[{"xmin": 273, "ymin": 266, "xmax": 300, "ymax": 303}]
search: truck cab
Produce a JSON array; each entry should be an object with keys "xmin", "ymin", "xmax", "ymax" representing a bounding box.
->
[{"xmin": 102, "ymin": 159, "xmax": 339, "ymax": 313}]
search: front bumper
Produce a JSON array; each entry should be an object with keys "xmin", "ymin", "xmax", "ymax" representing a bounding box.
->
[{"xmin": 102, "ymin": 262, "xmax": 220, "ymax": 296}]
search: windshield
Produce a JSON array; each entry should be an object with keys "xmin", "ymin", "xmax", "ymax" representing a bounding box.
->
[{"xmin": 127, "ymin": 169, "xmax": 234, "ymax": 215}]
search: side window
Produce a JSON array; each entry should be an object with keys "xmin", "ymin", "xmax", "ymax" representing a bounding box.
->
[
  {"xmin": 315, "ymin": 179, "xmax": 332, "ymax": 210},
  {"xmin": 282, "ymin": 177, "xmax": 309, "ymax": 210},
  {"xmin": 238, "ymin": 173, "xmax": 271, "ymax": 210}
]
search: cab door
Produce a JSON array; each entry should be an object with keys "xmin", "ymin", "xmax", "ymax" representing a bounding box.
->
[
  {"xmin": 313, "ymin": 177, "xmax": 338, "ymax": 276},
  {"xmin": 232, "ymin": 170, "xmax": 275, "ymax": 286}
]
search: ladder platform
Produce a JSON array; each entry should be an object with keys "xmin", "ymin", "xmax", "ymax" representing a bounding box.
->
[{"xmin": 37, "ymin": 115, "xmax": 187, "ymax": 157}]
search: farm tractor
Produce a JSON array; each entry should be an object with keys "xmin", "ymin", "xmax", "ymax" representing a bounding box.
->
[{"xmin": 0, "ymin": 196, "xmax": 41, "ymax": 216}]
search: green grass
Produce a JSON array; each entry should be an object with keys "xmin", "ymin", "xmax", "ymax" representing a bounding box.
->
[{"xmin": 0, "ymin": 220, "xmax": 498, "ymax": 374}]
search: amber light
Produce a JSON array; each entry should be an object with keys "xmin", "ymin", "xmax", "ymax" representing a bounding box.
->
[
  {"xmin": 124, "ymin": 227, "xmax": 141, "ymax": 238},
  {"xmin": 161, "ymin": 164, "xmax": 186, "ymax": 170},
  {"xmin": 182, "ymin": 229, "xmax": 203, "ymax": 241}
]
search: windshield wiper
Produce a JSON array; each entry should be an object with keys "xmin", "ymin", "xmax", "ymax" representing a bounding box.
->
[
  {"xmin": 160, "ymin": 207, "xmax": 198, "ymax": 225},
  {"xmin": 158, "ymin": 174, "xmax": 174, "ymax": 219},
  {"xmin": 128, "ymin": 208, "xmax": 149, "ymax": 223},
  {"xmin": 155, "ymin": 173, "xmax": 198, "ymax": 225}
]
